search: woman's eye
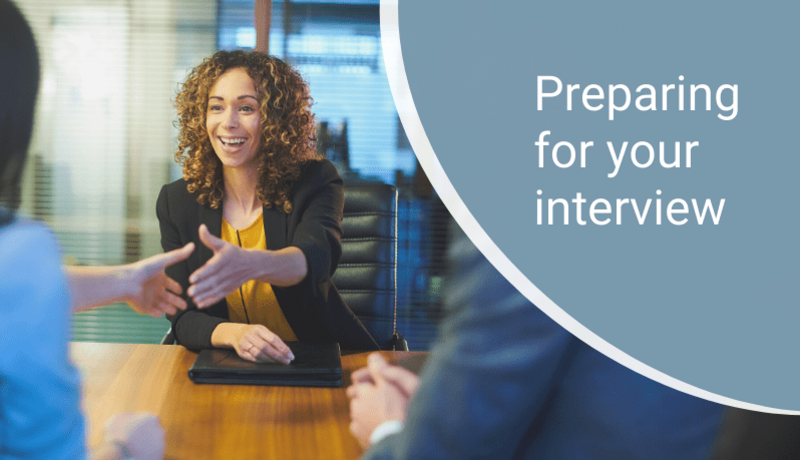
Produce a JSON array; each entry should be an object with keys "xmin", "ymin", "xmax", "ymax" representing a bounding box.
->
[
  {"xmin": 208, "ymin": 105, "xmax": 223, "ymax": 111},
  {"xmin": 240, "ymin": 106, "xmax": 255, "ymax": 112}
]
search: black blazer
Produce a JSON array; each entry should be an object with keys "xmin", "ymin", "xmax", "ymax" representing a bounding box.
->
[{"xmin": 156, "ymin": 159, "xmax": 379, "ymax": 351}]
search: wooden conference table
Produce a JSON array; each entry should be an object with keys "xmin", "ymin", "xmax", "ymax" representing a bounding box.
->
[{"xmin": 70, "ymin": 343, "xmax": 426, "ymax": 460}]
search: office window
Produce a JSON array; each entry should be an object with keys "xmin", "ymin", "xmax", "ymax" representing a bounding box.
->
[
  {"xmin": 18, "ymin": 0, "xmax": 217, "ymax": 343},
  {"xmin": 219, "ymin": 0, "xmax": 448, "ymax": 349}
]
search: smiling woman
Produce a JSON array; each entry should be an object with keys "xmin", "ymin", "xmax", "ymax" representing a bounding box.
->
[{"xmin": 157, "ymin": 50, "xmax": 379, "ymax": 363}]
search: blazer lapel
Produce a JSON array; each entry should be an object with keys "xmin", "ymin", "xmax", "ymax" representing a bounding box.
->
[
  {"xmin": 199, "ymin": 203, "xmax": 223, "ymax": 262},
  {"xmin": 262, "ymin": 204, "xmax": 303, "ymax": 334},
  {"xmin": 263, "ymin": 205, "xmax": 287, "ymax": 250}
]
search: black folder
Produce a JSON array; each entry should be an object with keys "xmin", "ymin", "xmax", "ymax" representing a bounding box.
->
[{"xmin": 188, "ymin": 341, "xmax": 342, "ymax": 387}]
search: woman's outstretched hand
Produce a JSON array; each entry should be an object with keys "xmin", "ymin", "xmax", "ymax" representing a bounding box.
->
[{"xmin": 188, "ymin": 224, "xmax": 256, "ymax": 308}]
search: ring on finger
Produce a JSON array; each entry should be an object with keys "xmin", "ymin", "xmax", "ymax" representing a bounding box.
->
[{"xmin": 245, "ymin": 343, "xmax": 254, "ymax": 351}]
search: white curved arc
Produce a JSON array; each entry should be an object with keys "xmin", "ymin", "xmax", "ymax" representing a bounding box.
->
[{"xmin": 379, "ymin": 0, "xmax": 798, "ymax": 415}]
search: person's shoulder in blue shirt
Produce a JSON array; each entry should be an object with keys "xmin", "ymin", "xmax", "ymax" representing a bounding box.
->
[{"xmin": 0, "ymin": 218, "xmax": 86, "ymax": 459}]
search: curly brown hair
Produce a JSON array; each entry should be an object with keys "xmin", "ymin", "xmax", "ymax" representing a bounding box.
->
[{"xmin": 175, "ymin": 50, "xmax": 320, "ymax": 213}]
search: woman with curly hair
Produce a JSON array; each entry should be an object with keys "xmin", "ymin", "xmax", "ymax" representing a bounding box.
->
[{"xmin": 157, "ymin": 50, "xmax": 379, "ymax": 363}]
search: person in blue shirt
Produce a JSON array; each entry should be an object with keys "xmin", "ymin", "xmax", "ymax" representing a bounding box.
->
[
  {"xmin": 1, "ymin": 1, "xmax": 194, "ymax": 458},
  {"xmin": 348, "ymin": 227, "xmax": 726, "ymax": 459}
]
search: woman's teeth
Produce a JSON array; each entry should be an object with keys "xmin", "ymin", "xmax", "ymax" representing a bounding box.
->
[{"xmin": 221, "ymin": 137, "xmax": 246, "ymax": 146}]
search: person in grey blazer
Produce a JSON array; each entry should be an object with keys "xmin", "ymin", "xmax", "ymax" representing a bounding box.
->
[{"xmin": 348, "ymin": 227, "xmax": 725, "ymax": 459}]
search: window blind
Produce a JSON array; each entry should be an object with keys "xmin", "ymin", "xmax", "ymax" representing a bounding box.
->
[
  {"xmin": 218, "ymin": 0, "xmax": 452, "ymax": 350},
  {"xmin": 17, "ymin": 0, "xmax": 218, "ymax": 343},
  {"xmin": 16, "ymin": 0, "xmax": 454, "ymax": 349}
]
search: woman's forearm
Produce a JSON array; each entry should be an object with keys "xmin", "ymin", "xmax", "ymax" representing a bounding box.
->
[
  {"xmin": 186, "ymin": 230, "xmax": 308, "ymax": 308},
  {"xmin": 248, "ymin": 246, "xmax": 308, "ymax": 287},
  {"xmin": 210, "ymin": 322, "xmax": 240, "ymax": 348},
  {"xmin": 65, "ymin": 265, "xmax": 135, "ymax": 314},
  {"xmin": 66, "ymin": 244, "xmax": 193, "ymax": 316}
]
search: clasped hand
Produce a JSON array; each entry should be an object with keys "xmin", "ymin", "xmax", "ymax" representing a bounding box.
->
[
  {"xmin": 103, "ymin": 412, "xmax": 164, "ymax": 460},
  {"xmin": 187, "ymin": 224, "xmax": 255, "ymax": 309},
  {"xmin": 347, "ymin": 353, "xmax": 420, "ymax": 448}
]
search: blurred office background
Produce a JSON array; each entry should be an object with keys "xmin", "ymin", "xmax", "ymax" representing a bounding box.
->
[{"xmin": 16, "ymin": 0, "xmax": 452, "ymax": 350}]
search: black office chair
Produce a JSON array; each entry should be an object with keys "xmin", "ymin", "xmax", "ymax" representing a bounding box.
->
[
  {"xmin": 163, "ymin": 181, "xmax": 407, "ymax": 350},
  {"xmin": 334, "ymin": 181, "xmax": 407, "ymax": 350}
]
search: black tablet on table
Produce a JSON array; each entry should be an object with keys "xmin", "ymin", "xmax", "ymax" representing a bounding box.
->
[{"xmin": 188, "ymin": 341, "xmax": 342, "ymax": 387}]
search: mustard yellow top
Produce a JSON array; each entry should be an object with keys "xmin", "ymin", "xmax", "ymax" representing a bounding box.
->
[{"xmin": 221, "ymin": 213, "xmax": 298, "ymax": 341}]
